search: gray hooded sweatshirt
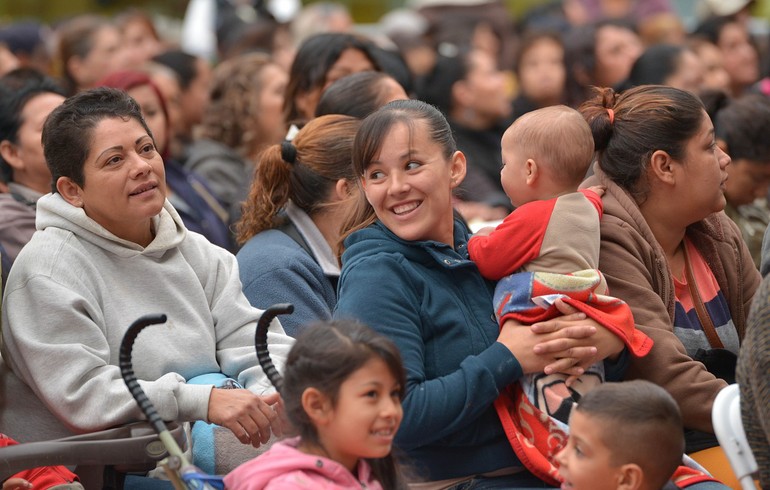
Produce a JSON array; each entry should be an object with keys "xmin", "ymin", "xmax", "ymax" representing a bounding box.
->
[{"xmin": 1, "ymin": 193, "xmax": 293, "ymax": 433}]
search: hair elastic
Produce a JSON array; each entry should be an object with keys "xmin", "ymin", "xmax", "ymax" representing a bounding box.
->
[
  {"xmin": 281, "ymin": 140, "xmax": 297, "ymax": 164},
  {"xmin": 607, "ymin": 108, "xmax": 615, "ymax": 124}
]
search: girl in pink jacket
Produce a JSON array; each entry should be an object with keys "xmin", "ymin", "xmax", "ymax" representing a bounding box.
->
[{"xmin": 225, "ymin": 319, "xmax": 407, "ymax": 489}]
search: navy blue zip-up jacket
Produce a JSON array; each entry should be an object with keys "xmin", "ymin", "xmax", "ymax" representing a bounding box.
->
[{"xmin": 335, "ymin": 219, "xmax": 525, "ymax": 481}]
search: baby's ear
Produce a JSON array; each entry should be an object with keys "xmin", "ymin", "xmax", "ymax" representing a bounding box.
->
[
  {"xmin": 301, "ymin": 387, "xmax": 333, "ymax": 425},
  {"xmin": 525, "ymin": 159, "xmax": 539, "ymax": 186},
  {"xmin": 616, "ymin": 463, "xmax": 643, "ymax": 490}
]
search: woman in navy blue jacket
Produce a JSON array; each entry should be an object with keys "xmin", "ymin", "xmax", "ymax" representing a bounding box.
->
[{"xmin": 334, "ymin": 99, "xmax": 626, "ymax": 488}]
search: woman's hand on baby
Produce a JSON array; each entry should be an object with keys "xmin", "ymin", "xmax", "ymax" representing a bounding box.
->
[
  {"xmin": 497, "ymin": 315, "xmax": 595, "ymax": 376},
  {"xmin": 208, "ymin": 389, "xmax": 284, "ymax": 448},
  {"xmin": 531, "ymin": 299, "xmax": 624, "ymax": 373},
  {"xmin": 2, "ymin": 478, "xmax": 32, "ymax": 490}
]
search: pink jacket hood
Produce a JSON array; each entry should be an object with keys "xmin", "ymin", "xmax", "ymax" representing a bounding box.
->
[{"xmin": 224, "ymin": 437, "xmax": 383, "ymax": 490}]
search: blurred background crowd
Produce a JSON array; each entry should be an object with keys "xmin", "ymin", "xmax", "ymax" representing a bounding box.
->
[
  {"xmin": 3, "ymin": 2, "xmax": 770, "ymax": 487},
  {"xmin": 3, "ymin": 0, "xmax": 770, "ymax": 266}
]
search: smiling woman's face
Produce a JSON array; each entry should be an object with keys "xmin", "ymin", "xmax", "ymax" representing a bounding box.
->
[
  {"xmin": 362, "ymin": 120, "xmax": 464, "ymax": 246},
  {"xmin": 63, "ymin": 117, "xmax": 167, "ymax": 245}
]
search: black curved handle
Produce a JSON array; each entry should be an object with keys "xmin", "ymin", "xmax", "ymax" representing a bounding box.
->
[
  {"xmin": 119, "ymin": 314, "xmax": 168, "ymax": 436},
  {"xmin": 255, "ymin": 304, "xmax": 294, "ymax": 395}
]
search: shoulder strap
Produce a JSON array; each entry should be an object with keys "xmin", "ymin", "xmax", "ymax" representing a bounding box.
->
[
  {"xmin": 10, "ymin": 191, "xmax": 36, "ymax": 209},
  {"xmin": 277, "ymin": 219, "xmax": 339, "ymax": 291},
  {"xmin": 683, "ymin": 243, "xmax": 724, "ymax": 349},
  {"xmin": 277, "ymin": 219, "xmax": 313, "ymax": 257}
]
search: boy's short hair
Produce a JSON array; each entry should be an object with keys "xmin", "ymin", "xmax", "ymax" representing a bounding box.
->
[
  {"xmin": 506, "ymin": 105, "xmax": 594, "ymax": 187},
  {"xmin": 575, "ymin": 380, "xmax": 684, "ymax": 489}
]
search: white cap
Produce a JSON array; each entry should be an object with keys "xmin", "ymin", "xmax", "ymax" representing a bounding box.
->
[{"xmin": 701, "ymin": 0, "xmax": 752, "ymax": 17}]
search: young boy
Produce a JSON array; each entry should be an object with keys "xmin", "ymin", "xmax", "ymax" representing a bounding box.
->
[
  {"xmin": 468, "ymin": 105, "xmax": 653, "ymax": 484},
  {"xmin": 556, "ymin": 380, "xmax": 685, "ymax": 490}
]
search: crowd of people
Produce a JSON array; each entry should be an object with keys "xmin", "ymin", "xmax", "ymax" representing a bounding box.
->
[{"xmin": 1, "ymin": 0, "xmax": 770, "ymax": 488}]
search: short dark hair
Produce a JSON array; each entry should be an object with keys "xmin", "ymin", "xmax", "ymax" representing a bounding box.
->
[
  {"xmin": 575, "ymin": 380, "xmax": 684, "ymax": 489},
  {"xmin": 42, "ymin": 87, "xmax": 151, "ymax": 192},
  {"xmin": 0, "ymin": 68, "xmax": 65, "ymax": 183}
]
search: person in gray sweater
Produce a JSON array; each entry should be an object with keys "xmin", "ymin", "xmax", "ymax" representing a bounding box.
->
[{"xmin": 1, "ymin": 87, "xmax": 293, "ymax": 449}]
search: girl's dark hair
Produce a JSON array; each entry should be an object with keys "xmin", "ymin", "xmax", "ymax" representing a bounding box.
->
[
  {"xmin": 338, "ymin": 99, "xmax": 455, "ymax": 250},
  {"xmin": 0, "ymin": 69, "xmax": 66, "ymax": 183},
  {"xmin": 315, "ymin": 71, "xmax": 404, "ymax": 119},
  {"xmin": 579, "ymin": 85, "xmax": 704, "ymax": 201},
  {"xmin": 217, "ymin": 15, "xmax": 282, "ymax": 61},
  {"xmin": 282, "ymin": 319, "xmax": 407, "ymax": 489},
  {"xmin": 236, "ymin": 114, "xmax": 360, "ymax": 244},
  {"xmin": 284, "ymin": 32, "xmax": 380, "ymax": 127},
  {"xmin": 42, "ymin": 87, "xmax": 151, "ymax": 192}
]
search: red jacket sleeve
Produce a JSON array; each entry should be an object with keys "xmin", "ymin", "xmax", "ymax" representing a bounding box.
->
[
  {"xmin": 579, "ymin": 189, "xmax": 604, "ymax": 219},
  {"xmin": 468, "ymin": 199, "xmax": 556, "ymax": 280}
]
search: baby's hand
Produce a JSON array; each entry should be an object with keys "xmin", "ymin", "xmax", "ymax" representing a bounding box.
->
[
  {"xmin": 3, "ymin": 478, "xmax": 32, "ymax": 490},
  {"xmin": 586, "ymin": 185, "xmax": 605, "ymax": 197}
]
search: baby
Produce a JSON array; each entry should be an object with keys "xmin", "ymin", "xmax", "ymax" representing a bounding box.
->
[{"xmin": 469, "ymin": 105, "xmax": 653, "ymax": 484}]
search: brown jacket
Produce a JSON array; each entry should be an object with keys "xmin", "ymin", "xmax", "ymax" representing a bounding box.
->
[
  {"xmin": 737, "ymin": 275, "xmax": 770, "ymax": 487},
  {"xmin": 583, "ymin": 165, "xmax": 760, "ymax": 432}
]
